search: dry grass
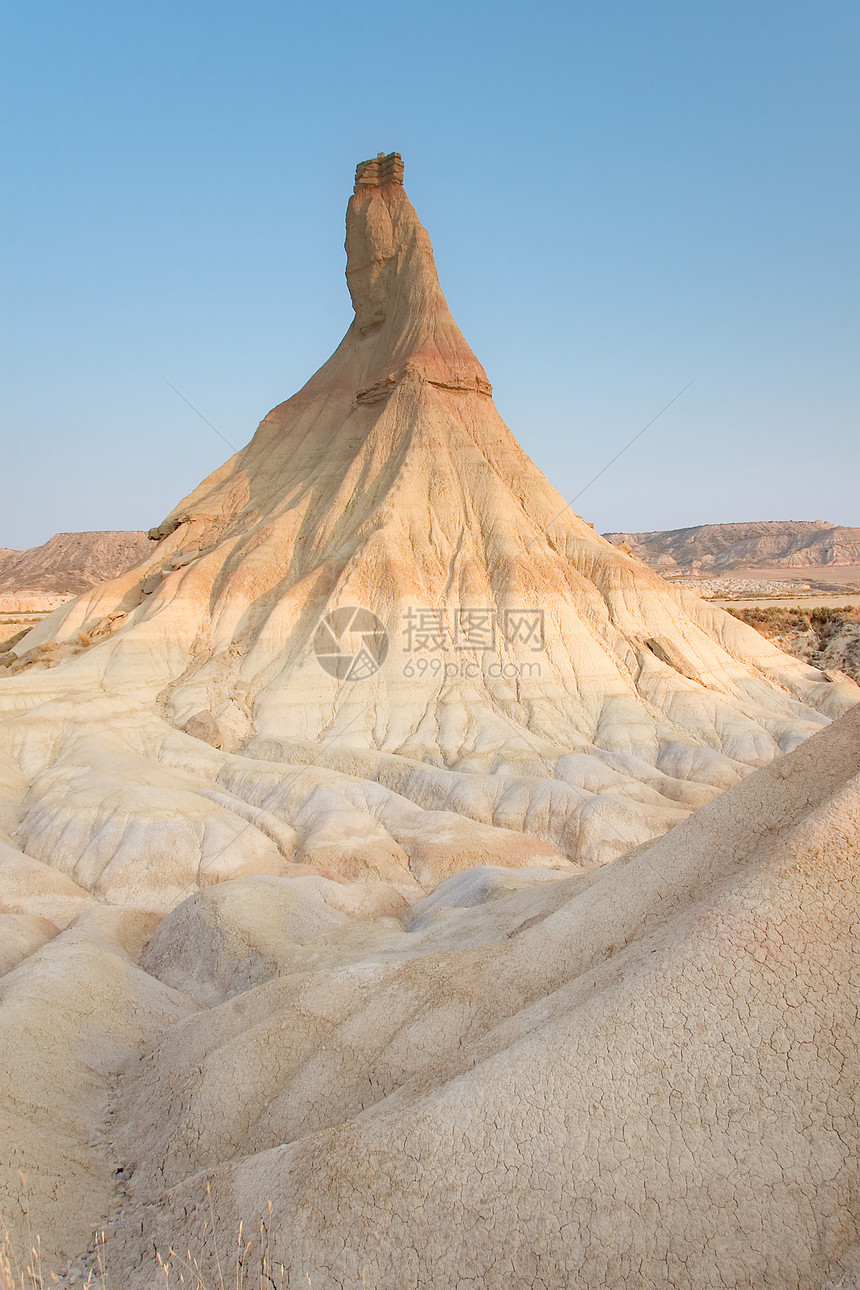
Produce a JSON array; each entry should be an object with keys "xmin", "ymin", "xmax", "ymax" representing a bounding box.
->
[
  {"xmin": 1, "ymin": 1228, "xmax": 291, "ymax": 1290},
  {"xmin": 2, "ymin": 1188, "xmax": 296, "ymax": 1290},
  {"xmin": 728, "ymin": 605, "xmax": 860, "ymax": 683}
]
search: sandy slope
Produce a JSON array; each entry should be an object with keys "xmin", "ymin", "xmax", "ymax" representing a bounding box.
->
[
  {"xmin": 114, "ymin": 707, "xmax": 857, "ymax": 1290},
  {"xmin": 0, "ymin": 705, "xmax": 853, "ymax": 1287}
]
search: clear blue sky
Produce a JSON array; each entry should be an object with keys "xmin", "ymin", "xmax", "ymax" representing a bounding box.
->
[{"xmin": 2, "ymin": 0, "xmax": 858, "ymax": 548}]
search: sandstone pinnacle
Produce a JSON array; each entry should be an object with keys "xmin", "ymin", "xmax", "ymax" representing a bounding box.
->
[
  {"xmin": 0, "ymin": 152, "xmax": 858, "ymax": 1290},
  {"xmin": 1, "ymin": 155, "xmax": 857, "ymax": 900}
]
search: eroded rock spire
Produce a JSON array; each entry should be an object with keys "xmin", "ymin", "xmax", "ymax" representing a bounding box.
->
[
  {"xmin": 344, "ymin": 152, "xmax": 492, "ymax": 396},
  {"xmin": 3, "ymin": 154, "xmax": 857, "ymax": 897}
]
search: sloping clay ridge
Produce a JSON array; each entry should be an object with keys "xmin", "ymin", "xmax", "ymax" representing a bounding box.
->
[
  {"xmin": 2, "ymin": 703, "xmax": 859, "ymax": 1288},
  {"xmin": 0, "ymin": 155, "xmax": 858, "ymax": 1286}
]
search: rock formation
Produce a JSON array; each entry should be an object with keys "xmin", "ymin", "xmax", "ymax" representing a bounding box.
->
[
  {"xmin": 0, "ymin": 154, "xmax": 858, "ymax": 1286},
  {"xmin": 0, "ymin": 530, "xmax": 152, "ymax": 609},
  {"xmin": 2, "ymin": 706, "xmax": 858, "ymax": 1288},
  {"xmin": 605, "ymin": 520, "xmax": 860, "ymax": 574},
  {"xmin": 1, "ymin": 156, "xmax": 856, "ymax": 893}
]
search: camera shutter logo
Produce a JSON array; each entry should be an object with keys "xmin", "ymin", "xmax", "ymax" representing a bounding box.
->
[{"xmin": 312, "ymin": 607, "xmax": 389, "ymax": 680}]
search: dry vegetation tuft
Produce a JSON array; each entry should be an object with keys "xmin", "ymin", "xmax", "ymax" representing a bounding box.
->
[
  {"xmin": 2, "ymin": 1191, "xmax": 295, "ymax": 1290},
  {"xmin": 728, "ymin": 605, "xmax": 860, "ymax": 682}
]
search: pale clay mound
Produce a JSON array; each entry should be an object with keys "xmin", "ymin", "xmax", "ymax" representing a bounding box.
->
[
  {"xmin": 0, "ymin": 707, "xmax": 857, "ymax": 1288},
  {"xmin": 0, "ymin": 154, "xmax": 858, "ymax": 1285}
]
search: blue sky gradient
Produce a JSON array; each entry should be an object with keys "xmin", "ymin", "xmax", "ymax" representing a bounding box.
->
[{"xmin": 2, "ymin": 0, "xmax": 858, "ymax": 547}]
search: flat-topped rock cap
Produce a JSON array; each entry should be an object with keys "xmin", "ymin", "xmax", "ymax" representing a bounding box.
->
[{"xmin": 354, "ymin": 150, "xmax": 404, "ymax": 192}]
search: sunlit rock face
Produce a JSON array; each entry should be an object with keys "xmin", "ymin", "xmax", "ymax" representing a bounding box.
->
[{"xmin": 1, "ymin": 154, "xmax": 856, "ymax": 904}]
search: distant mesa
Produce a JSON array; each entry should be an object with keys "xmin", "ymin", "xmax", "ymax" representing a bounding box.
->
[
  {"xmin": 0, "ymin": 530, "xmax": 151, "ymax": 622},
  {"xmin": 605, "ymin": 519, "xmax": 860, "ymax": 574}
]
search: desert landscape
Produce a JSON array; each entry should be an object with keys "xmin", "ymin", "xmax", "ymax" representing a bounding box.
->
[
  {"xmin": 0, "ymin": 151, "xmax": 858, "ymax": 1289},
  {"xmin": 601, "ymin": 526, "xmax": 860, "ymax": 683},
  {"xmin": 6, "ymin": 520, "xmax": 858, "ymax": 680}
]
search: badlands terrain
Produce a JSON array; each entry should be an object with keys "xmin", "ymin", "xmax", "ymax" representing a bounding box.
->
[
  {"xmin": 5, "ymin": 523, "xmax": 860, "ymax": 687},
  {"xmin": 728, "ymin": 606, "xmax": 860, "ymax": 686},
  {"xmin": 605, "ymin": 519, "xmax": 860, "ymax": 577},
  {"xmin": 0, "ymin": 154, "xmax": 858, "ymax": 1288},
  {"xmin": 0, "ymin": 531, "xmax": 151, "ymax": 620}
]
